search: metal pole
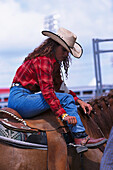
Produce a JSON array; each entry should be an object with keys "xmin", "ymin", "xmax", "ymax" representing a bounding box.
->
[
  {"xmin": 92, "ymin": 38, "xmax": 113, "ymax": 97},
  {"xmin": 92, "ymin": 39, "xmax": 102, "ymax": 96},
  {"xmin": 96, "ymin": 40, "xmax": 102, "ymax": 96}
]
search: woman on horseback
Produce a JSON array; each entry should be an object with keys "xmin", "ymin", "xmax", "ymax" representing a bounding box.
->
[{"xmin": 8, "ymin": 27, "xmax": 107, "ymax": 151}]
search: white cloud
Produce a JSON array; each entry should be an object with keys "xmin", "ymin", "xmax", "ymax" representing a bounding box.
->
[
  {"xmin": 0, "ymin": 54, "xmax": 25, "ymax": 87},
  {"xmin": 0, "ymin": 0, "xmax": 44, "ymax": 50}
]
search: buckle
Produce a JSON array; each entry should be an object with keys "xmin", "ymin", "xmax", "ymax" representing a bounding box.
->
[{"xmin": 11, "ymin": 83, "xmax": 21, "ymax": 88}]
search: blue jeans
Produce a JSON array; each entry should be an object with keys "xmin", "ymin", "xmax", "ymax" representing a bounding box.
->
[{"xmin": 8, "ymin": 86, "xmax": 85, "ymax": 133}]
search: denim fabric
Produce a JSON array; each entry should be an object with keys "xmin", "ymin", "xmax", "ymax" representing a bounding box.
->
[
  {"xmin": 8, "ymin": 86, "xmax": 85, "ymax": 133},
  {"xmin": 100, "ymin": 127, "xmax": 113, "ymax": 170}
]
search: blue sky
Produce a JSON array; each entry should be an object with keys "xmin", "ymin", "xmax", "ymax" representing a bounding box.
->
[{"xmin": 0, "ymin": 0, "xmax": 113, "ymax": 88}]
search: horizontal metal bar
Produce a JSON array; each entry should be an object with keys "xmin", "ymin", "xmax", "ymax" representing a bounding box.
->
[
  {"xmin": 95, "ymin": 50, "xmax": 113, "ymax": 53},
  {"xmin": 94, "ymin": 39, "xmax": 113, "ymax": 42}
]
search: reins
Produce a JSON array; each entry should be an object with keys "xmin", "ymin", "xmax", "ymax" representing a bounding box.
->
[{"xmin": 86, "ymin": 113, "xmax": 105, "ymax": 138}]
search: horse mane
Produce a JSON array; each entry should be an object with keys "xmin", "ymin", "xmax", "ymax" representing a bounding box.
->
[
  {"xmin": 89, "ymin": 90, "xmax": 113, "ymax": 107},
  {"xmin": 78, "ymin": 90, "xmax": 113, "ymax": 139}
]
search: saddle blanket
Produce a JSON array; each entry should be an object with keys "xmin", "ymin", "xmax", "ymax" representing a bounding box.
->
[
  {"xmin": 0, "ymin": 123, "xmax": 47, "ymax": 145},
  {"xmin": 0, "ymin": 123, "xmax": 73, "ymax": 146}
]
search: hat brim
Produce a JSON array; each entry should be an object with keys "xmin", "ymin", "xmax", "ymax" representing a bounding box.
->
[
  {"xmin": 42, "ymin": 30, "xmax": 83, "ymax": 58},
  {"xmin": 71, "ymin": 42, "xmax": 83, "ymax": 58}
]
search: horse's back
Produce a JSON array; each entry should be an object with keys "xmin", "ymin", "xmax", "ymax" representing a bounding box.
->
[{"xmin": 0, "ymin": 142, "xmax": 47, "ymax": 170}]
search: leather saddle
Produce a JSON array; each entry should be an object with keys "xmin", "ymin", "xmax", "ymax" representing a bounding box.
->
[
  {"xmin": 0, "ymin": 107, "xmax": 67, "ymax": 133},
  {"xmin": 0, "ymin": 107, "xmax": 70, "ymax": 170}
]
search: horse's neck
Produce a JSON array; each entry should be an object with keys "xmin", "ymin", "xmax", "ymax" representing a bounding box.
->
[
  {"xmin": 78, "ymin": 108, "xmax": 105, "ymax": 139},
  {"xmin": 90, "ymin": 95, "xmax": 113, "ymax": 138},
  {"xmin": 78, "ymin": 94, "xmax": 113, "ymax": 139}
]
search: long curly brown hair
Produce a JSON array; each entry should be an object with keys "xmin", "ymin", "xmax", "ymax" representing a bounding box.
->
[{"xmin": 24, "ymin": 38, "xmax": 71, "ymax": 78}]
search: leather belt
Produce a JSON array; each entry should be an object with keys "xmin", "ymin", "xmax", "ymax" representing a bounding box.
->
[
  {"xmin": 10, "ymin": 83, "xmax": 22, "ymax": 89},
  {"xmin": 10, "ymin": 83, "xmax": 41, "ymax": 94}
]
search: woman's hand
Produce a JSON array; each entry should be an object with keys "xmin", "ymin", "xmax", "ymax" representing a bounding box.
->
[
  {"xmin": 77, "ymin": 99, "xmax": 92, "ymax": 115},
  {"xmin": 64, "ymin": 115, "xmax": 77, "ymax": 125}
]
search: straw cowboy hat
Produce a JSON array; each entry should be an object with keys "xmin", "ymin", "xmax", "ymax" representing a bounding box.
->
[{"xmin": 42, "ymin": 27, "xmax": 83, "ymax": 58}]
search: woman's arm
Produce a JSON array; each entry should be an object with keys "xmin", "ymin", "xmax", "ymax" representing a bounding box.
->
[{"xmin": 34, "ymin": 56, "xmax": 66, "ymax": 117}]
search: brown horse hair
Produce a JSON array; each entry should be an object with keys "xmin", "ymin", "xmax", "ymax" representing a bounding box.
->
[
  {"xmin": 89, "ymin": 90, "xmax": 113, "ymax": 112},
  {"xmin": 87, "ymin": 90, "xmax": 113, "ymax": 138},
  {"xmin": 24, "ymin": 38, "xmax": 71, "ymax": 79},
  {"xmin": 77, "ymin": 90, "xmax": 113, "ymax": 140}
]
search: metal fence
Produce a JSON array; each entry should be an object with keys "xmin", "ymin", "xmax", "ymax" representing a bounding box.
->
[{"xmin": 0, "ymin": 93, "xmax": 9, "ymax": 108}]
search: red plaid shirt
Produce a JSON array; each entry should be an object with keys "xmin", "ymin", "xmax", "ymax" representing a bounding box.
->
[{"xmin": 12, "ymin": 55, "xmax": 78, "ymax": 117}]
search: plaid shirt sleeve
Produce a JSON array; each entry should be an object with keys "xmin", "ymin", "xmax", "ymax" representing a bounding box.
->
[
  {"xmin": 69, "ymin": 90, "xmax": 79, "ymax": 102},
  {"xmin": 34, "ymin": 56, "xmax": 66, "ymax": 117}
]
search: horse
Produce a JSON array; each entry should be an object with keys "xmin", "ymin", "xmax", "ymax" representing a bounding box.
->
[{"xmin": 0, "ymin": 90, "xmax": 113, "ymax": 170}]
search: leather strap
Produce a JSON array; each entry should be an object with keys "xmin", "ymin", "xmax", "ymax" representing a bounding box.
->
[{"xmin": 46, "ymin": 130, "xmax": 69, "ymax": 170}]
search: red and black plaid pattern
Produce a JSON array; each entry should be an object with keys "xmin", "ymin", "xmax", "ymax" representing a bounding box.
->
[{"xmin": 12, "ymin": 56, "xmax": 78, "ymax": 117}]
